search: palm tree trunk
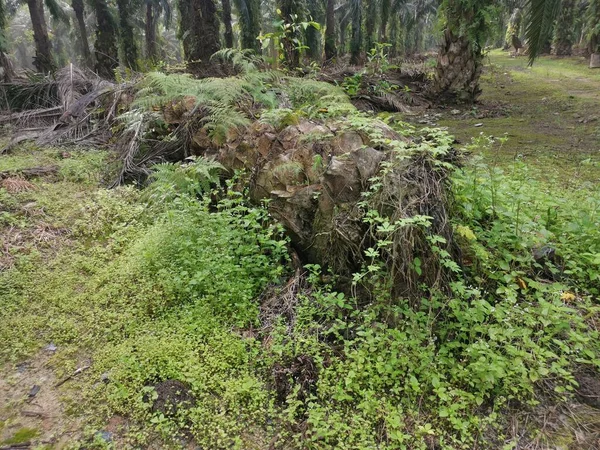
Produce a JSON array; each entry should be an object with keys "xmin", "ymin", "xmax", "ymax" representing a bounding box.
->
[
  {"xmin": 71, "ymin": 0, "xmax": 92, "ymax": 66},
  {"xmin": 117, "ymin": 0, "xmax": 139, "ymax": 70},
  {"xmin": 306, "ymin": 0, "xmax": 322, "ymax": 62},
  {"xmin": 553, "ymin": 0, "xmax": 575, "ymax": 55},
  {"xmin": 278, "ymin": 0, "xmax": 302, "ymax": 67},
  {"xmin": 91, "ymin": 0, "xmax": 119, "ymax": 79},
  {"xmin": 178, "ymin": 0, "xmax": 220, "ymax": 65},
  {"xmin": 324, "ymin": 0, "xmax": 336, "ymax": 60},
  {"xmin": 349, "ymin": 0, "xmax": 362, "ymax": 65},
  {"xmin": 26, "ymin": 0, "xmax": 55, "ymax": 73},
  {"xmin": 365, "ymin": 0, "xmax": 377, "ymax": 53},
  {"xmin": 222, "ymin": 0, "xmax": 233, "ymax": 48},
  {"xmin": 233, "ymin": 0, "xmax": 261, "ymax": 52},
  {"xmin": 431, "ymin": 29, "xmax": 483, "ymax": 102},
  {"xmin": 379, "ymin": 0, "xmax": 390, "ymax": 42},
  {"xmin": 145, "ymin": 2, "xmax": 158, "ymax": 60}
]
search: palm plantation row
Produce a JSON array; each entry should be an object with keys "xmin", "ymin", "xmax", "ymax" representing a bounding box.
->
[{"xmin": 0, "ymin": 0, "xmax": 599, "ymax": 99}]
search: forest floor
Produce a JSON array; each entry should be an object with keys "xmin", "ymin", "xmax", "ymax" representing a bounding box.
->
[{"xmin": 1, "ymin": 51, "xmax": 599, "ymax": 449}]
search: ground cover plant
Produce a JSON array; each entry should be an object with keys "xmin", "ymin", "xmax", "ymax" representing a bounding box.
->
[{"xmin": 1, "ymin": 50, "xmax": 600, "ymax": 449}]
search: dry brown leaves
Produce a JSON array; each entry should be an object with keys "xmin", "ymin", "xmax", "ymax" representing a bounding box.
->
[{"xmin": 1, "ymin": 177, "xmax": 36, "ymax": 193}]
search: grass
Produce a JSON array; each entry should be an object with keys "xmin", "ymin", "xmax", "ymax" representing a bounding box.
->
[{"xmin": 439, "ymin": 50, "xmax": 600, "ymax": 186}]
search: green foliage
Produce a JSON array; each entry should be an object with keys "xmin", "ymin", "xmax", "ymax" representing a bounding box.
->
[
  {"xmin": 134, "ymin": 70, "xmax": 277, "ymax": 143},
  {"xmin": 144, "ymin": 156, "xmax": 224, "ymax": 204}
]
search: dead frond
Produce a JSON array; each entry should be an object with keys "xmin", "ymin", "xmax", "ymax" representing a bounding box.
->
[{"xmin": 1, "ymin": 177, "xmax": 35, "ymax": 193}]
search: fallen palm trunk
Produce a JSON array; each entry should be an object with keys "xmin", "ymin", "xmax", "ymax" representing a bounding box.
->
[{"xmin": 192, "ymin": 118, "xmax": 459, "ymax": 298}]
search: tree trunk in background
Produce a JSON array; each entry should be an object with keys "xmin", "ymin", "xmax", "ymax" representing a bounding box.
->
[
  {"xmin": 233, "ymin": 0, "xmax": 261, "ymax": 52},
  {"xmin": 145, "ymin": 2, "xmax": 158, "ymax": 60},
  {"xmin": 278, "ymin": 0, "xmax": 302, "ymax": 67},
  {"xmin": 365, "ymin": 0, "xmax": 376, "ymax": 53},
  {"xmin": 324, "ymin": 0, "xmax": 336, "ymax": 60},
  {"xmin": 91, "ymin": 0, "xmax": 119, "ymax": 79},
  {"xmin": 178, "ymin": 0, "xmax": 220, "ymax": 65},
  {"xmin": 117, "ymin": 0, "xmax": 139, "ymax": 70},
  {"xmin": 339, "ymin": 15, "xmax": 349, "ymax": 56},
  {"xmin": 306, "ymin": 0, "xmax": 322, "ymax": 62},
  {"xmin": 431, "ymin": 29, "xmax": 483, "ymax": 102},
  {"xmin": 504, "ymin": 8, "xmax": 522, "ymax": 50},
  {"xmin": 0, "ymin": 0, "xmax": 16, "ymax": 81},
  {"xmin": 0, "ymin": 52, "xmax": 15, "ymax": 82},
  {"xmin": 71, "ymin": 0, "xmax": 92, "ymax": 66},
  {"xmin": 554, "ymin": 0, "xmax": 575, "ymax": 55},
  {"xmin": 222, "ymin": 0, "xmax": 233, "ymax": 48},
  {"xmin": 349, "ymin": 0, "xmax": 362, "ymax": 64},
  {"xmin": 379, "ymin": 0, "xmax": 390, "ymax": 42},
  {"xmin": 26, "ymin": 0, "xmax": 55, "ymax": 73}
]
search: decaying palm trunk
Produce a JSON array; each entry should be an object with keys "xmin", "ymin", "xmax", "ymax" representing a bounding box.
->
[
  {"xmin": 431, "ymin": 29, "xmax": 483, "ymax": 102},
  {"xmin": 26, "ymin": 0, "xmax": 55, "ymax": 73}
]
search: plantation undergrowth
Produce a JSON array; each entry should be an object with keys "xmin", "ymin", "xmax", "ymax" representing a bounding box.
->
[{"xmin": 1, "ymin": 62, "xmax": 600, "ymax": 449}]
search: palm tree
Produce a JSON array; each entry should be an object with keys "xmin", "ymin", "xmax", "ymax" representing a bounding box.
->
[
  {"xmin": 278, "ymin": 0, "xmax": 304, "ymax": 66},
  {"xmin": 430, "ymin": 0, "xmax": 494, "ymax": 101},
  {"xmin": 233, "ymin": 0, "xmax": 261, "ymax": 51},
  {"xmin": 144, "ymin": 0, "xmax": 172, "ymax": 61},
  {"xmin": 71, "ymin": 0, "xmax": 92, "ymax": 66},
  {"xmin": 349, "ymin": 0, "xmax": 361, "ymax": 64},
  {"xmin": 0, "ymin": 0, "xmax": 16, "ymax": 81},
  {"xmin": 90, "ymin": 0, "xmax": 119, "ymax": 78},
  {"xmin": 324, "ymin": 0, "xmax": 336, "ymax": 60},
  {"xmin": 553, "ymin": 0, "xmax": 575, "ymax": 55},
  {"xmin": 178, "ymin": 0, "xmax": 220, "ymax": 65},
  {"xmin": 26, "ymin": 0, "xmax": 54, "ymax": 72},
  {"xmin": 222, "ymin": 0, "xmax": 233, "ymax": 47},
  {"xmin": 117, "ymin": 0, "xmax": 139, "ymax": 70}
]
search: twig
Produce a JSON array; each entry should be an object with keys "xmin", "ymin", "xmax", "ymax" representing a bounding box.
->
[{"xmin": 54, "ymin": 365, "xmax": 91, "ymax": 388}]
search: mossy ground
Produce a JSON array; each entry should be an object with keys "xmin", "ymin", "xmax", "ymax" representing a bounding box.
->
[{"xmin": 439, "ymin": 50, "xmax": 600, "ymax": 186}]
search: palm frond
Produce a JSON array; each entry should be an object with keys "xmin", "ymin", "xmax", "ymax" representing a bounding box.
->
[{"xmin": 525, "ymin": 0, "xmax": 561, "ymax": 64}]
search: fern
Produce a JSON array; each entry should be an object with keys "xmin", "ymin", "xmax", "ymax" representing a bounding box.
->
[{"xmin": 144, "ymin": 157, "xmax": 224, "ymax": 204}]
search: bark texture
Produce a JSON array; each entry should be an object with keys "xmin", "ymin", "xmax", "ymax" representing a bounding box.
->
[
  {"xmin": 145, "ymin": 2, "xmax": 158, "ymax": 60},
  {"xmin": 233, "ymin": 0, "xmax": 261, "ymax": 52},
  {"xmin": 324, "ymin": 0, "xmax": 336, "ymax": 60},
  {"xmin": 117, "ymin": 0, "xmax": 139, "ymax": 70},
  {"xmin": 179, "ymin": 0, "xmax": 220, "ymax": 64},
  {"xmin": 26, "ymin": 0, "xmax": 55, "ymax": 73},
  {"xmin": 431, "ymin": 29, "xmax": 483, "ymax": 102},
  {"xmin": 221, "ymin": 0, "xmax": 233, "ymax": 48},
  {"xmin": 92, "ymin": 0, "xmax": 119, "ymax": 79},
  {"xmin": 71, "ymin": 0, "xmax": 92, "ymax": 66},
  {"xmin": 349, "ymin": 0, "xmax": 362, "ymax": 64}
]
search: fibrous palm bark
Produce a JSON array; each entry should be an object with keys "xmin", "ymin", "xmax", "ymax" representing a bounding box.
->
[
  {"xmin": 91, "ymin": 0, "xmax": 119, "ymax": 79},
  {"xmin": 233, "ymin": 0, "xmax": 261, "ymax": 51},
  {"xmin": 222, "ymin": 0, "xmax": 233, "ymax": 48},
  {"xmin": 26, "ymin": 0, "xmax": 55, "ymax": 73},
  {"xmin": 430, "ymin": 0, "xmax": 492, "ymax": 102},
  {"xmin": 553, "ymin": 0, "xmax": 575, "ymax": 55},
  {"xmin": 178, "ymin": 0, "xmax": 220, "ymax": 64},
  {"xmin": 349, "ymin": 0, "xmax": 362, "ymax": 64},
  {"xmin": 71, "ymin": 0, "xmax": 92, "ymax": 66},
  {"xmin": 117, "ymin": 0, "xmax": 139, "ymax": 70},
  {"xmin": 324, "ymin": 0, "xmax": 336, "ymax": 60}
]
